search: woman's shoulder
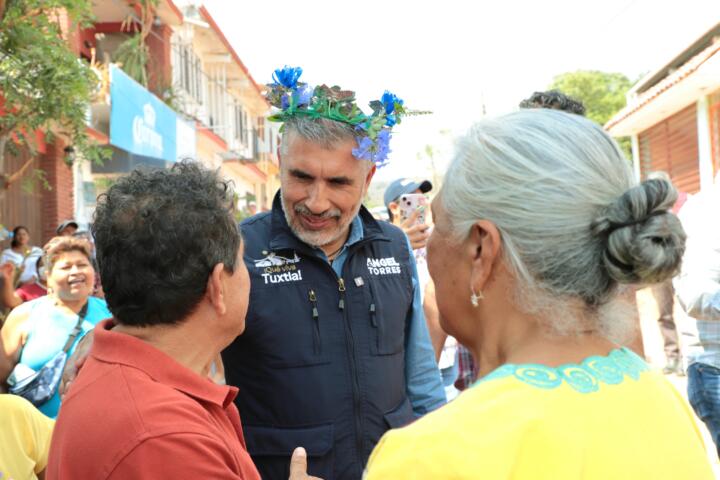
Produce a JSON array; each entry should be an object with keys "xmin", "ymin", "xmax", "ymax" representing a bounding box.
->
[
  {"xmin": 1, "ymin": 248, "xmax": 19, "ymax": 261},
  {"xmin": 380, "ymin": 379, "xmax": 531, "ymax": 438},
  {"xmin": 87, "ymin": 296, "xmax": 112, "ymax": 322},
  {"xmin": 13, "ymin": 295, "xmax": 52, "ymax": 316},
  {"xmin": 1, "ymin": 297, "xmax": 50, "ymax": 337},
  {"xmin": 366, "ymin": 378, "xmax": 547, "ymax": 479}
]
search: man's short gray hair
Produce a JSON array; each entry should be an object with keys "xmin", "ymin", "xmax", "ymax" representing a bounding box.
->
[
  {"xmin": 279, "ymin": 116, "xmax": 357, "ymax": 155},
  {"xmin": 441, "ymin": 109, "xmax": 686, "ymax": 341}
]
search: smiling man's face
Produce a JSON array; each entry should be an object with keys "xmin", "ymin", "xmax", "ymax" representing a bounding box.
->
[{"xmin": 279, "ymin": 134, "xmax": 375, "ymax": 252}]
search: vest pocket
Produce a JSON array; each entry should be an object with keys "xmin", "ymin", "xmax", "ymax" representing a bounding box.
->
[
  {"xmin": 247, "ymin": 285, "xmax": 329, "ymax": 368},
  {"xmin": 384, "ymin": 396, "xmax": 415, "ymax": 429},
  {"xmin": 244, "ymin": 423, "xmax": 334, "ymax": 480},
  {"xmin": 367, "ymin": 277, "xmax": 407, "ymax": 356}
]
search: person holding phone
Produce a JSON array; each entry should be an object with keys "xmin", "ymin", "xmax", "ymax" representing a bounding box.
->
[
  {"xmin": 384, "ymin": 178, "xmax": 433, "ymax": 250},
  {"xmin": 385, "ymin": 179, "xmax": 460, "ymax": 400}
]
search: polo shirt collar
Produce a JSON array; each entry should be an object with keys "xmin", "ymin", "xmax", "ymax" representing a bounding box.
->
[{"xmin": 91, "ymin": 319, "xmax": 236, "ymax": 408}]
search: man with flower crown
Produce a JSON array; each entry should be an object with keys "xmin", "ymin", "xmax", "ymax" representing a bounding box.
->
[{"xmin": 221, "ymin": 66, "xmax": 445, "ymax": 479}]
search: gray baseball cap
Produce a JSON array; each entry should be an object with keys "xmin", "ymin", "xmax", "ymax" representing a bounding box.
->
[{"xmin": 383, "ymin": 178, "xmax": 432, "ymax": 207}]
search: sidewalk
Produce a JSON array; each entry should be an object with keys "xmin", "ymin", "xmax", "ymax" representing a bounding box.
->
[{"xmin": 636, "ymin": 287, "xmax": 720, "ymax": 478}]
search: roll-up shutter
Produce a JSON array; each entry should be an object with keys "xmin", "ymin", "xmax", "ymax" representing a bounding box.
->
[
  {"xmin": 638, "ymin": 104, "xmax": 700, "ymax": 193},
  {"xmin": 710, "ymin": 89, "xmax": 720, "ymax": 179}
]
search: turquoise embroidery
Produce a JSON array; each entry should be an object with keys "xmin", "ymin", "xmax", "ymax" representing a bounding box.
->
[{"xmin": 476, "ymin": 348, "xmax": 649, "ymax": 393}]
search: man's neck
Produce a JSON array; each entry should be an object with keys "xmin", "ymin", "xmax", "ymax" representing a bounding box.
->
[
  {"xmin": 320, "ymin": 232, "xmax": 350, "ymax": 259},
  {"xmin": 113, "ymin": 319, "xmax": 221, "ymax": 377}
]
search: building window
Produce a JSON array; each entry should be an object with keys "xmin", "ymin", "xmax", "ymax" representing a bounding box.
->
[
  {"xmin": 172, "ymin": 42, "xmax": 203, "ymax": 106},
  {"xmin": 234, "ymin": 103, "xmax": 247, "ymax": 146}
]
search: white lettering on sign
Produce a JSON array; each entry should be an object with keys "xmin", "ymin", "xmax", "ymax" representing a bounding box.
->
[{"xmin": 132, "ymin": 103, "xmax": 163, "ymax": 156}]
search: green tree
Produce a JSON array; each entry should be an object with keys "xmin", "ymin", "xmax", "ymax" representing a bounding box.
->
[
  {"xmin": 549, "ymin": 70, "xmax": 633, "ymax": 156},
  {"xmin": 0, "ymin": 0, "xmax": 109, "ymax": 201},
  {"xmin": 549, "ymin": 70, "xmax": 633, "ymax": 125},
  {"xmin": 113, "ymin": 0, "xmax": 158, "ymax": 88}
]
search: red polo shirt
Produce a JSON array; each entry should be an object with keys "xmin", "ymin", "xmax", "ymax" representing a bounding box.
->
[{"xmin": 47, "ymin": 319, "xmax": 260, "ymax": 479}]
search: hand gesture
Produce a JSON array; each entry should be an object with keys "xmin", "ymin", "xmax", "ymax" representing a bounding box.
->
[
  {"xmin": 399, "ymin": 209, "xmax": 430, "ymax": 250},
  {"xmin": 288, "ymin": 447, "xmax": 323, "ymax": 480},
  {"xmin": 0, "ymin": 262, "xmax": 14, "ymax": 284}
]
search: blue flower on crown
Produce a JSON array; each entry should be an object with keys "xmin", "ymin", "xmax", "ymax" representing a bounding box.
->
[
  {"xmin": 272, "ymin": 66, "xmax": 303, "ymax": 89},
  {"xmin": 374, "ymin": 129, "xmax": 392, "ymax": 166},
  {"xmin": 382, "ymin": 91, "xmax": 403, "ymax": 115},
  {"xmin": 293, "ymin": 84, "xmax": 314, "ymax": 107},
  {"xmin": 352, "ymin": 136, "xmax": 374, "ymax": 161},
  {"xmin": 351, "ymin": 128, "xmax": 392, "ymax": 168},
  {"xmin": 266, "ymin": 66, "xmax": 426, "ymax": 168}
]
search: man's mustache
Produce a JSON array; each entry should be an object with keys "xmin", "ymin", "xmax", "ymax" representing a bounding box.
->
[{"xmin": 294, "ymin": 204, "xmax": 341, "ymax": 220}]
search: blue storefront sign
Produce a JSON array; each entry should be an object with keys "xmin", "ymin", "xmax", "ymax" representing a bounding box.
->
[{"xmin": 109, "ymin": 65, "xmax": 195, "ymax": 162}]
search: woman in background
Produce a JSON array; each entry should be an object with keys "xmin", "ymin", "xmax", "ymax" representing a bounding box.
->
[
  {"xmin": 0, "ymin": 237, "xmax": 110, "ymax": 418},
  {"xmin": 1, "ymin": 226, "xmax": 43, "ymax": 286}
]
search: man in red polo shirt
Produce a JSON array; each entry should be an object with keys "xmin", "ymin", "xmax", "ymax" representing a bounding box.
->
[{"xmin": 47, "ymin": 163, "xmax": 317, "ymax": 479}]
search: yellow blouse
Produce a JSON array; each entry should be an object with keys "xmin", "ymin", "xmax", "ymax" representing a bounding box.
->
[
  {"xmin": 366, "ymin": 348, "xmax": 713, "ymax": 479},
  {"xmin": 0, "ymin": 394, "xmax": 54, "ymax": 480}
]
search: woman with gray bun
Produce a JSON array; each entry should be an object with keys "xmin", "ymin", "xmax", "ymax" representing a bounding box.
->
[{"xmin": 365, "ymin": 109, "xmax": 713, "ymax": 479}]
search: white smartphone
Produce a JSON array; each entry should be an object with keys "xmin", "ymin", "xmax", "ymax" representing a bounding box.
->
[{"xmin": 398, "ymin": 193, "xmax": 428, "ymax": 225}]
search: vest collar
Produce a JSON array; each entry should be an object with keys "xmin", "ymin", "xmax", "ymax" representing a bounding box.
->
[{"xmin": 268, "ymin": 190, "xmax": 389, "ymax": 253}]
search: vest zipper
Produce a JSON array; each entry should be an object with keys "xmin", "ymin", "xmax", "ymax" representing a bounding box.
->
[
  {"xmin": 367, "ymin": 277, "xmax": 378, "ymax": 328},
  {"xmin": 308, "ymin": 289, "xmax": 320, "ymax": 354},
  {"xmin": 337, "ymin": 275, "xmax": 364, "ymax": 465},
  {"xmin": 338, "ymin": 278, "xmax": 346, "ymax": 310},
  {"xmin": 367, "ymin": 278, "xmax": 381, "ymax": 353}
]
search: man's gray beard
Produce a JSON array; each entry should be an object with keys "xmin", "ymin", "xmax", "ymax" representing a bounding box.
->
[{"xmin": 280, "ymin": 191, "xmax": 362, "ymax": 248}]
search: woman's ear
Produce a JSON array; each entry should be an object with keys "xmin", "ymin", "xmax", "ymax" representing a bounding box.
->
[{"xmin": 468, "ymin": 220, "xmax": 502, "ymax": 294}]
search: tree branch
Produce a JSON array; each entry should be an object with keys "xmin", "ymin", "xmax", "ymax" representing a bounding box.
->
[{"xmin": 6, "ymin": 154, "xmax": 36, "ymax": 187}]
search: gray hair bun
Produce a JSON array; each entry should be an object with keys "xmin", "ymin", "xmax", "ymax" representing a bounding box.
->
[{"xmin": 591, "ymin": 178, "xmax": 686, "ymax": 285}]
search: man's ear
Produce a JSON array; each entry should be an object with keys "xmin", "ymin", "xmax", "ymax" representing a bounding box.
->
[
  {"xmin": 207, "ymin": 263, "xmax": 227, "ymax": 316},
  {"xmin": 468, "ymin": 220, "xmax": 502, "ymax": 294},
  {"xmin": 364, "ymin": 163, "xmax": 376, "ymax": 190}
]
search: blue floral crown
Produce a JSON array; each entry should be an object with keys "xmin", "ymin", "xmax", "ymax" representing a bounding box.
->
[{"xmin": 266, "ymin": 66, "xmax": 423, "ymax": 168}]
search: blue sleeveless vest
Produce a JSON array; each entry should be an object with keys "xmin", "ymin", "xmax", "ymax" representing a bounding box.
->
[{"xmin": 223, "ymin": 193, "xmax": 415, "ymax": 479}]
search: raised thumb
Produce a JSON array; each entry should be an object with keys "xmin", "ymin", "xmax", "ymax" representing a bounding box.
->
[{"xmin": 289, "ymin": 447, "xmax": 308, "ymax": 479}]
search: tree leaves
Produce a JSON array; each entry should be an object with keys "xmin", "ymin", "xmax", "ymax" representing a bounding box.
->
[
  {"xmin": 549, "ymin": 70, "xmax": 633, "ymax": 157},
  {"xmin": 0, "ymin": 0, "xmax": 110, "ymax": 190}
]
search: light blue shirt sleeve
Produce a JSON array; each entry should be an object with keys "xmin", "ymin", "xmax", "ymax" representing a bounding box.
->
[
  {"xmin": 674, "ymin": 192, "xmax": 720, "ymax": 321},
  {"xmin": 674, "ymin": 244, "xmax": 720, "ymax": 321},
  {"xmin": 403, "ymin": 235, "xmax": 446, "ymax": 416}
]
